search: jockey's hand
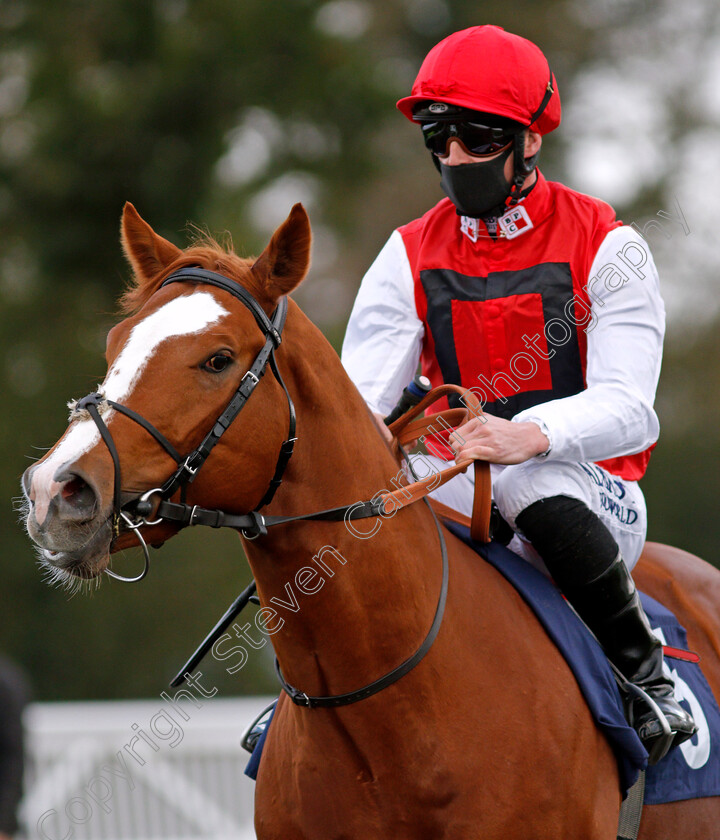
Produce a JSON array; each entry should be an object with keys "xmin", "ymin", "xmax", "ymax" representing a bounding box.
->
[
  {"xmin": 449, "ymin": 415, "xmax": 549, "ymax": 465},
  {"xmin": 372, "ymin": 411, "xmax": 395, "ymax": 445}
]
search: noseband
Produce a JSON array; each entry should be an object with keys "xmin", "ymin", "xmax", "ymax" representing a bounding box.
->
[{"xmin": 74, "ymin": 266, "xmax": 298, "ymax": 580}]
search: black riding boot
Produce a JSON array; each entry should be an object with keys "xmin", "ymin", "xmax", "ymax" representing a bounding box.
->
[{"xmin": 515, "ymin": 495, "xmax": 697, "ymax": 762}]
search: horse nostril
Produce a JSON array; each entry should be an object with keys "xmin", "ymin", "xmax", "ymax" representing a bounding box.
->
[
  {"xmin": 57, "ymin": 472, "xmax": 98, "ymax": 517},
  {"xmin": 62, "ymin": 476, "xmax": 88, "ymax": 502}
]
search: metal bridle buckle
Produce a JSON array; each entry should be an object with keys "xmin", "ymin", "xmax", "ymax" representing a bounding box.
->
[
  {"xmin": 242, "ymin": 370, "xmax": 259, "ymax": 388},
  {"xmin": 181, "ymin": 455, "xmax": 199, "ymax": 477},
  {"xmin": 240, "ymin": 511, "xmax": 267, "ymax": 540}
]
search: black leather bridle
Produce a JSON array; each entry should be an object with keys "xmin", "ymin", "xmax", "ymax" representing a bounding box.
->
[
  {"xmin": 73, "ymin": 266, "xmax": 297, "ymax": 577},
  {"xmin": 73, "ymin": 266, "xmax": 449, "ymax": 708}
]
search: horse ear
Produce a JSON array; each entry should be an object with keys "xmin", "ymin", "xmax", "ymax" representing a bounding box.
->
[
  {"xmin": 251, "ymin": 203, "xmax": 312, "ymax": 301},
  {"xmin": 121, "ymin": 202, "xmax": 182, "ymax": 283}
]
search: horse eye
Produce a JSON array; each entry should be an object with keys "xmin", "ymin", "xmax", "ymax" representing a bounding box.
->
[{"xmin": 203, "ymin": 354, "xmax": 232, "ymax": 373}]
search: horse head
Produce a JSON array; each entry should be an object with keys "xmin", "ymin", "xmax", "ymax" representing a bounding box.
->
[{"xmin": 22, "ymin": 202, "xmax": 312, "ymax": 586}]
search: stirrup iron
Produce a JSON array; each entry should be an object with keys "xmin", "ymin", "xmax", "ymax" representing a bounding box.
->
[
  {"xmin": 241, "ymin": 700, "xmax": 277, "ymax": 754},
  {"xmin": 624, "ymin": 681, "xmax": 676, "ymax": 765}
]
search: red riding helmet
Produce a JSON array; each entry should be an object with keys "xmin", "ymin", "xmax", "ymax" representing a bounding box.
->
[{"xmin": 397, "ymin": 25, "xmax": 561, "ymax": 135}]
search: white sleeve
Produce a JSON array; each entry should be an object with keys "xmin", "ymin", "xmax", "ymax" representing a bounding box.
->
[
  {"xmin": 341, "ymin": 230, "xmax": 424, "ymax": 415},
  {"xmin": 513, "ymin": 225, "xmax": 665, "ymax": 463}
]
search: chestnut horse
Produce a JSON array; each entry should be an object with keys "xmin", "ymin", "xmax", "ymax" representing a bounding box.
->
[{"xmin": 22, "ymin": 203, "xmax": 720, "ymax": 838}]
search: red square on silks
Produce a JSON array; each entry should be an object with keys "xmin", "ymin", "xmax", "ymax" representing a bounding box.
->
[{"xmin": 450, "ymin": 294, "xmax": 553, "ymax": 399}]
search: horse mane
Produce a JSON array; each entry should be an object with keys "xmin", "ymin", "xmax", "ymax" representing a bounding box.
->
[{"xmin": 118, "ymin": 233, "xmax": 266, "ymax": 315}]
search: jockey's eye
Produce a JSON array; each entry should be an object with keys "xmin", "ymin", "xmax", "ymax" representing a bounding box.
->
[{"xmin": 202, "ymin": 353, "xmax": 233, "ymax": 373}]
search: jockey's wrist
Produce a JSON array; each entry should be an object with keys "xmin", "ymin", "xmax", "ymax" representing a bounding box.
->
[{"xmin": 516, "ymin": 417, "xmax": 552, "ymax": 458}]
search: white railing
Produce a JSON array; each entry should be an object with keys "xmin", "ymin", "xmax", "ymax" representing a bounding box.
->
[{"xmin": 20, "ymin": 697, "xmax": 276, "ymax": 840}]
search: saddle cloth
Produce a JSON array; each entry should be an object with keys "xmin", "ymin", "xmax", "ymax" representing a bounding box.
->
[
  {"xmin": 447, "ymin": 523, "xmax": 720, "ymax": 804},
  {"xmin": 246, "ymin": 526, "xmax": 720, "ymax": 804}
]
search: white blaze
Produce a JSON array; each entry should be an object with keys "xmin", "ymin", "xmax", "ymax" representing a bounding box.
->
[{"xmin": 30, "ymin": 292, "xmax": 229, "ymax": 524}]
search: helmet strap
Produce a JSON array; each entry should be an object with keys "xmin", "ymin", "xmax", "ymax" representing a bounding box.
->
[{"xmin": 508, "ymin": 132, "xmax": 540, "ymax": 206}]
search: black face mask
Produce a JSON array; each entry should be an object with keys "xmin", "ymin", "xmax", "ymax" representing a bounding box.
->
[{"xmin": 439, "ymin": 144, "xmax": 514, "ymax": 219}]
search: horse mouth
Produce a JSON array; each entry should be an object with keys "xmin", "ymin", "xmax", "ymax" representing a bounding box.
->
[
  {"xmin": 40, "ymin": 547, "xmax": 108, "ymax": 574},
  {"xmin": 41, "ymin": 547, "xmax": 107, "ymax": 576},
  {"xmin": 32, "ymin": 544, "xmax": 108, "ymax": 593},
  {"xmin": 27, "ymin": 516, "xmax": 114, "ymax": 590}
]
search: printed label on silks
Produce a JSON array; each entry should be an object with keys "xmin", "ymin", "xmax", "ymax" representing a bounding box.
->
[
  {"xmin": 498, "ymin": 205, "xmax": 533, "ymax": 239},
  {"xmin": 460, "ymin": 216, "xmax": 480, "ymax": 243}
]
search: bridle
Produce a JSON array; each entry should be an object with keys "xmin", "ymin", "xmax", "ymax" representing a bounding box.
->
[
  {"xmin": 73, "ymin": 265, "xmax": 454, "ymax": 709},
  {"xmin": 75, "ymin": 266, "xmax": 395, "ymax": 574},
  {"xmin": 72, "ymin": 266, "xmax": 299, "ymax": 579}
]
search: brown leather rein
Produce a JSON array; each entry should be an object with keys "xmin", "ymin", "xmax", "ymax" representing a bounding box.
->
[
  {"xmin": 271, "ymin": 383, "xmax": 492, "ymax": 708},
  {"xmin": 383, "ymin": 382, "xmax": 491, "ymax": 543}
]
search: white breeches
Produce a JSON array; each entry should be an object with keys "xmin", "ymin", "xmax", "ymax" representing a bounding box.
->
[{"xmin": 412, "ymin": 455, "xmax": 647, "ymax": 575}]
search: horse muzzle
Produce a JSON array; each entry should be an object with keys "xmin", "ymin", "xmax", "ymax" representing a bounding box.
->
[{"xmin": 22, "ymin": 462, "xmax": 113, "ymax": 577}]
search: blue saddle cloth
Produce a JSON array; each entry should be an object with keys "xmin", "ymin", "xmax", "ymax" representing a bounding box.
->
[
  {"xmin": 447, "ymin": 524, "xmax": 720, "ymax": 805},
  {"xmin": 245, "ymin": 526, "xmax": 720, "ymax": 804},
  {"xmin": 245, "ymin": 707, "xmax": 273, "ymax": 781}
]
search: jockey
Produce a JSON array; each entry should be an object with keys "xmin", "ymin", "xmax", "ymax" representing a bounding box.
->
[{"xmin": 341, "ymin": 25, "xmax": 696, "ymax": 756}]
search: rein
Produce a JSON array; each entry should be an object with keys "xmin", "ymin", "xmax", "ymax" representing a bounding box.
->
[{"xmin": 73, "ymin": 267, "xmax": 492, "ymax": 706}]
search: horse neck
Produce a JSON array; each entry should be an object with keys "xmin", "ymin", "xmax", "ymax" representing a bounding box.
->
[{"xmin": 243, "ymin": 303, "xmax": 446, "ymax": 696}]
